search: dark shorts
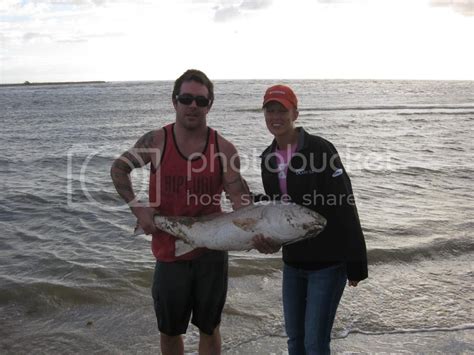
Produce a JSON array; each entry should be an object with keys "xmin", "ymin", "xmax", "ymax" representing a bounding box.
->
[{"xmin": 152, "ymin": 250, "xmax": 228, "ymax": 336}]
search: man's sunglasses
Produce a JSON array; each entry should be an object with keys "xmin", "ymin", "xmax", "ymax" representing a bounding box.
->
[{"xmin": 176, "ymin": 94, "xmax": 211, "ymax": 107}]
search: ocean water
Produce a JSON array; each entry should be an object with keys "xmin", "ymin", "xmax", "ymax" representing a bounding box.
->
[{"xmin": 1, "ymin": 80, "xmax": 473, "ymax": 354}]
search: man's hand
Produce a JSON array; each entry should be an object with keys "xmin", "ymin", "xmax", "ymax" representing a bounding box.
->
[
  {"xmin": 252, "ymin": 234, "xmax": 281, "ymax": 254},
  {"xmin": 132, "ymin": 206, "xmax": 158, "ymax": 235},
  {"xmin": 348, "ymin": 280, "xmax": 359, "ymax": 287}
]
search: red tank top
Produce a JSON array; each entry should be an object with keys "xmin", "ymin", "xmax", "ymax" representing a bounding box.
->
[{"xmin": 149, "ymin": 123, "xmax": 224, "ymax": 261}]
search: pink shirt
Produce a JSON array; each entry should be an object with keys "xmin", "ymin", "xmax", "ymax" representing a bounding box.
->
[{"xmin": 275, "ymin": 144, "xmax": 297, "ymax": 198}]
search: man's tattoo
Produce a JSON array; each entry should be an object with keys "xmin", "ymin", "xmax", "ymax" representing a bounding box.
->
[
  {"xmin": 112, "ymin": 157, "xmax": 132, "ymax": 173},
  {"xmin": 112, "ymin": 151, "xmax": 147, "ymax": 171},
  {"xmin": 115, "ymin": 182, "xmax": 134, "ymax": 194},
  {"xmin": 135, "ymin": 131, "xmax": 155, "ymax": 149}
]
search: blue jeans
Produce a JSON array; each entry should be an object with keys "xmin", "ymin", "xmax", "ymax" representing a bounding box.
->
[{"xmin": 283, "ymin": 263, "xmax": 347, "ymax": 355}]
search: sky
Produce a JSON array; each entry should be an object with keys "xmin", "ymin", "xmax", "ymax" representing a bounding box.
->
[{"xmin": 0, "ymin": 0, "xmax": 473, "ymax": 83}]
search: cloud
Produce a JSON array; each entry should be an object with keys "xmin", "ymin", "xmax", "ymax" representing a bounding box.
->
[
  {"xmin": 55, "ymin": 32, "xmax": 124, "ymax": 43},
  {"xmin": 315, "ymin": 0, "xmax": 352, "ymax": 3},
  {"xmin": 239, "ymin": 0, "xmax": 272, "ymax": 10},
  {"xmin": 214, "ymin": 6, "xmax": 240, "ymax": 22},
  {"xmin": 430, "ymin": 0, "xmax": 474, "ymax": 16},
  {"xmin": 31, "ymin": 0, "xmax": 116, "ymax": 5},
  {"xmin": 0, "ymin": 0, "xmax": 129, "ymax": 47},
  {"xmin": 56, "ymin": 38, "xmax": 88, "ymax": 43},
  {"xmin": 0, "ymin": 0, "xmax": 17, "ymax": 12},
  {"xmin": 23, "ymin": 32, "xmax": 52, "ymax": 42},
  {"xmin": 21, "ymin": 31, "xmax": 100, "ymax": 44},
  {"xmin": 14, "ymin": 0, "xmax": 151, "ymax": 10},
  {"xmin": 213, "ymin": 0, "xmax": 272, "ymax": 22}
]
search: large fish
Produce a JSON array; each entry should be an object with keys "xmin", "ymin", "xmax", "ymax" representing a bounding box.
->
[{"xmin": 137, "ymin": 201, "xmax": 327, "ymax": 256}]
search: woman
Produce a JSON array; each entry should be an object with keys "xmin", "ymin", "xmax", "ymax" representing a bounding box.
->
[{"xmin": 253, "ymin": 84, "xmax": 368, "ymax": 354}]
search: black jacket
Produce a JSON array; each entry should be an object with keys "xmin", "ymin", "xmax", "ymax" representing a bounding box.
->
[{"xmin": 260, "ymin": 127, "xmax": 368, "ymax": 281}]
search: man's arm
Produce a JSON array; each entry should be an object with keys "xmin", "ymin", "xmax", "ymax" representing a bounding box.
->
[
  {"xmin": 110, "ymin": 130, "xmax": 163, "ymax": 234},
  {"xmin": 217, "ymin": 135, "xmax": 252, "ymax": 210},
  {"xmin": 217, "ymin": 135, "xmax": 280, "ymax": 253}
]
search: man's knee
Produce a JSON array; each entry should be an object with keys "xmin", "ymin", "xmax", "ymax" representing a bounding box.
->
[
  {"xmin": 199, "ymin": 326, "xmax": 221, "ymax": 354},
  {"xmin": 160, "ymin": 333, "xmax": 184, "ymax": 355},
  {"xmin": 160, "ymin": 333, "xmax": 182, "ymax": 345},
  {"xmin": 200, "ymin": 325, "xmax": 220, "ymax": 340},
  {"xmin": 200, "ymin": 333, "xmax": 219, "ymax": 344}
]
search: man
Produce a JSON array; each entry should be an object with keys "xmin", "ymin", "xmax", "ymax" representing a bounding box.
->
[{"xmin": 110, "ymin": 69, "xmax": 250, "ymax": 355}]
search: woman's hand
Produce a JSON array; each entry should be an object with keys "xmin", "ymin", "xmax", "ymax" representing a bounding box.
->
[{"xmin": 252, "ymin": 234, "xmax": 281, "ymax": 254}]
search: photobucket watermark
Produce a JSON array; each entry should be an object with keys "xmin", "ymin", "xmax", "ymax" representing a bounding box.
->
[
  {"xmin": 66, "ymin": 144, "xmax": 393, "ymax": 211},
  {"xmin": 185, "ymin": 190, "xmax": 358, "ymax": 207},
  {"xmin": 183, "ymin": 145, "xmax": 394, "ymax": 175}
]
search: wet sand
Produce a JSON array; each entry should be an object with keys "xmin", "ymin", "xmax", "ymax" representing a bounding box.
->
[{"xmin": 225, "ymin": 329, "xmax": 473, "ymax": 354}]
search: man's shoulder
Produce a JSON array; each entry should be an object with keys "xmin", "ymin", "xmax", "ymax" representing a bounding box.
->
[
  {"xmin": 149, "ymin": 128, "xmax": 166, "ymax": 142},
  {"xmin": 135, "ymin": 128, "xmax": 165, "ymax": 149},
  {"xmin": 214, "ymin": 131, "xmax": 238, "ymax": 156}
]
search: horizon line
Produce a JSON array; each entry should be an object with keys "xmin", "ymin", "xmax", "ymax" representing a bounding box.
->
[{"xmin": 1, "ymin": 78, "xmax": 473, "ymax": 86}]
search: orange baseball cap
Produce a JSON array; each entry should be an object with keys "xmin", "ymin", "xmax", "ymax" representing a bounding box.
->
[{"xmin": 262, "ymin": 84, "xmax": 298, "ymax": 109}]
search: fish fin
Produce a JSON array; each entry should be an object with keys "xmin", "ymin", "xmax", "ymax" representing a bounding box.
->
[
  {"xmin": 174, "ymin": 240, "xmax": 198, "ymax": 257},
  {"xmin": 232, "ymin": 218, "xmax": 258, "ymax": 232},
  {"xmin": 133, "ymin": 223, "xmax": 144, "ymax": 236}
]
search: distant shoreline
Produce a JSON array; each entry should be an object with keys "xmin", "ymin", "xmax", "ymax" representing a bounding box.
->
[{"xmin": 0, "ymin": 81, "xmax": 106, "ymax": 87}]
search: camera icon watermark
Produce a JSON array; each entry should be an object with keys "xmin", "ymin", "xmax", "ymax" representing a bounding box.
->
[{"xmin": 66, "ymin": 144, "xmax": 156, "ymax": 211}]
